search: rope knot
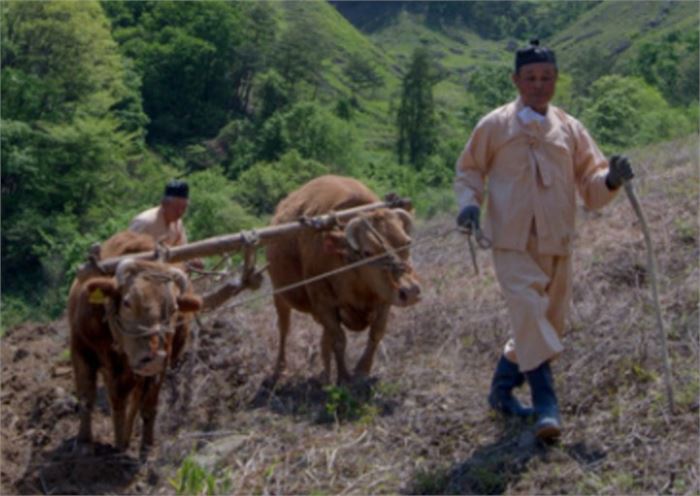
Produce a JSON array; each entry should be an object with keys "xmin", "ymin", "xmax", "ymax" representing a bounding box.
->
[{"xmin": 241, "ymin": 229, "xmax": 260, "ymax": 246}]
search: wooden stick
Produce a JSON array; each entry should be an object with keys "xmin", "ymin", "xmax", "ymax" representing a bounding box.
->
[
  {"xmin": 623, "ymin": 180, "xmax": 675, "ymax": 413},
  {"xmin": 79, "ymin": 198, "xmax": 410, "ymax": 276}
]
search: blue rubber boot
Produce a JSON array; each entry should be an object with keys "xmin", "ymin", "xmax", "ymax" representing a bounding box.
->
[
  {"xmin": 488, "ymin": 355, "xmax": 534, "ymax": 418},
  {"xmin": 525, "ymin": 361, "xmax": 562, "ymax": 441}
]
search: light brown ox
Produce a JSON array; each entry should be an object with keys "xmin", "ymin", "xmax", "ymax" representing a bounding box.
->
[
  {"xmin": 266, "ymin": 175, "xmax": 422, "ymax": 384},
  {"xmin": 68, "ymin": 231, "xmax": 202, "ymax": 457}
]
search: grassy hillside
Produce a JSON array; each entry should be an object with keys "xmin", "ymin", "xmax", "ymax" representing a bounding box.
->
[
  {"xmin": 278, "ymin": 1, "xmax": 403, "ymax": 158},
  {"xmin": 326, "ymin": 0, "xmax": 698, "ymax": 149},
  {"xmin": 368, "ymin": 10, "xmax": 512, "ymax": 139},
  {"xmin": 551, "ymin": 0, "xmax": 699, "ymax": 71}
]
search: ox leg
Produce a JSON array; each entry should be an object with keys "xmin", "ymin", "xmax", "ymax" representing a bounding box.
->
[
  {"xmin": 139, "ymin": 376, "xmax": 163, "ymax": 459},
  {"xmin": 354, "ymin": 305, "xmax": 390, "ymax": 379},
  {"xmin": 123, "ymin": 380, "xmax": 144, "ymax": 454},
  {"xmin": 170, "ymin": 315, "xmax": 190, "ymax": 368},
  {"xmin": 320, "ymin": 328, "xmax": 333, "ymax": 385},
  {"xmin": 72, "ymin": 351, "xmax": 97, "ymax": 448},
  {"xmin": 104, "ymin": 372, "xmax": 134, "ymax": 452},
  {"xmin": 317, "ymin": 311, "xmax": 351, "ymax": 384},
  {"xmin": 273, "ymin": 296, "xmax": 292, "ymax": 381}
]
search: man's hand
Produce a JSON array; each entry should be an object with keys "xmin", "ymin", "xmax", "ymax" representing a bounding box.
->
[
  {"xmin": 606, "ymin": 155, "xmax": 634, "ymax": 190},
  {"xmin": 456, "ymin": 205, "xmax": 480, "ymax": 233}
]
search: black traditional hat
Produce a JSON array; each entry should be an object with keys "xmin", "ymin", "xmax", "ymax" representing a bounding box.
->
[
  {"xmin": 515, "ymin": 39, "xmax": 557, "ymax": 72},
  {"xmin": 164, "ymin": 179, "xmax": 189, "ymax": 199}
]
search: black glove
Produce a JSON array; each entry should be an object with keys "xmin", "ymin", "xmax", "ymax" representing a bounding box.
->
[
  {"xmin": 606, "ymin": 154, "xmax": 634, "ymax": 190},
  {"xmin": 456, "ymin": 205, "xmax": 480, "ymax": 233}
]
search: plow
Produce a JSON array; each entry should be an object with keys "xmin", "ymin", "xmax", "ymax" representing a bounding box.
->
[{"xmin": 76, "ymin": 193, "xmax": 413, "ymax": 312}]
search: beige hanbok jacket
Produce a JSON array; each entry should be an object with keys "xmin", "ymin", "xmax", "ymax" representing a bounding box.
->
[
  {"xmin": 455, "ymin": 98, "xmax": 617, "ymax": 256},
  {"xmin": 129, "ymin": 206, "xmax": 188, "ymax": 247}
]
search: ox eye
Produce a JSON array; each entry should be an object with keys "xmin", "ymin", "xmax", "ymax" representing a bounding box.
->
[{"xmin": 122, "ymin": 299, "xmax": 131, "ymax": 309}]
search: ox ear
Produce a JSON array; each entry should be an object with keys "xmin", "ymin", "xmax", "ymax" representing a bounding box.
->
[
  {"xmin": 322, "ymin": 230, "xmax": 349, "ymax": 257},
  {"xmin": 176, "ymin": 294, "xmax": 202, "ymax": 313},
  {"xmin": 85, "ymin": 278, "xmax": 119, "ymax": 305}
]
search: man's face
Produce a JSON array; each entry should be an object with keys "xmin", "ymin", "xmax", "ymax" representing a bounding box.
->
[
  {"xmin": 162, "ymin": 197, "xmax": 188, "ymax": 223},
  {"xmin": 512, "ymin": 63, "xmax": 558, "ymax": 113}
]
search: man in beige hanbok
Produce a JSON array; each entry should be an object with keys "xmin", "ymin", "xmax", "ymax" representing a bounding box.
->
[{"xmin": 454, "ymin": 40, "xmax": 633, "ymax": 441}]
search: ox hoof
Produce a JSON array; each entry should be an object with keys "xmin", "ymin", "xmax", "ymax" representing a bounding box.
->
[
  {"xmin": 352, "ymin": 369, "xmax": 371, "ymax": 381},
  {"xmin": 350, "ymin": 373, "xmax": 372, "ymax": 386},
  {"xmin": 115, "ymin": 442, "xmax": 130, "ymax": 454},
  {"xmin": 72, "ymin": 439, "xmax": 95, "ymax": 457},
  {"xmin": 139, "ymin": 444, "xmax": 155, "ymax": 463},
  {"xmin": 270, "ymin": 368, "xmax": 287, "ymax": 385},
  {"xmin": 336, "ymin": 375, "xmax": 353, "ymax": 387},
  {"xmin": 316, "ymin": 371, "xmax": 332, "ymax": 386}
]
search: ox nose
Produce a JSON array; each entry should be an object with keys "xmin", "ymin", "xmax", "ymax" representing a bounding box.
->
[
  {"xmin": 134, "ymin": 350, "xmax": 167, "ymax": 376},
  {"xmin": 397, "ymin": 282, "xmax": 421, "ymax": 306}
]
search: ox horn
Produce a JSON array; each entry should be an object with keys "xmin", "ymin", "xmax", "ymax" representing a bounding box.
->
[
  {"xmin": 392, "ymin": 208, "xmax": 414, "ymax": 235},
  {"xmin": 344, "ymin": 215, "xmax": 365, "ymax": 252},
  {"xmin": 115, "ymin": 258, "xmax": 140, "ymax": 288},
  {"xmin": 167, "ymin": 266, "xmax": 189, "ymax": 294}
]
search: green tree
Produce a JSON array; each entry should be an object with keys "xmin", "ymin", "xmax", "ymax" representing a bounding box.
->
[
  {"xmin": 186, "ymin": 168, "xmax": 257, "ymax": 240},
  {"xmin": 631, "ymin": 30, "xmax": 699, "ymax": 107},
  {"xmin": 256, "ymin": 70, "xmax": 292, "ymax": 123},
  {"xmin": 272, "ymin": 12, "xmax": 331, "ymax": 98},
  {"xmin": 344, "ymin": 53, "xmax": 384, "ymax": 97},
  {"xmin": 1, "ymin": 1, "xmax": 151, "ymax": 319},
  {"xmin": 234, "ymin": 3, "xmax": 279, "ymax": 113},
  {"xmin": 283, "ymin": 102, "xmax": 355, "ymax": 170},
  {"xmin": 1, "ymin": 0, "xmax": 144, "ymax": 127},
  {"xmin": 461, "ymin": 65, "xmax": 514, "ymax": 129},
  {"xmin": 256, "ymin": 102, "xmax": 356, "ymax": 171},
  {"xmin": 397, "ymin": 47, "xmax": 438, "ymax": 169},
  {"xmin": 234, "ymin": 150, "xmax": 329, "ymax": 216},
  {"xmin": 581, "ymin": 75, "xmax": 692, "ymax": 152},
  {"xmin": 110, "ymin": 1, "xmax": 249, "ymax": 143}
]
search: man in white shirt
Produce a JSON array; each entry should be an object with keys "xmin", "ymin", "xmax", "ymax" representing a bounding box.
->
[{"xmin": 130, "ymin": 180, "xmax": 190, "ymax": 246}]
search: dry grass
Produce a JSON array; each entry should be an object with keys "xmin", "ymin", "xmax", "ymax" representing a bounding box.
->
[{"xmin": 2, "ymin": 136, "xmax": 698, "ymax": 495}]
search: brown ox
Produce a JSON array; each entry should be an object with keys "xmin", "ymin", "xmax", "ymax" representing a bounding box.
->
[
  {"xmin": 266, "ymin": 175, "xmax": 421, "ymax": 384},
  {"xmin": 68, "ymin": 231, "xmax": 202, "ymax": 456}
]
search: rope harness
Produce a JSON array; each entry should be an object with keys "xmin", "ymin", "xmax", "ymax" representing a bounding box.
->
[
  {"xmin": 349, "ymin": 216, "xmax": 411, "ymax": 280},
  {"xmin": 105, "ymin": 271, "xmax": 181, "ymax": 340},
  {"xmin": 219, "ymin": 225, "xmax": 475, "ymax": 312}
]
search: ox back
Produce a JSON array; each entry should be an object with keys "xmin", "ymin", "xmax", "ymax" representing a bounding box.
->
[{"xmin": 266, "ymin": 175, "xmax": 421, "ymax": 384}]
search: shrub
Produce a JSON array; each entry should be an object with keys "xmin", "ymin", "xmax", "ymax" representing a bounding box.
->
[
  {"xmin": 186, "ymin": 168, "xmax": 257, "ymax": 241},
  {"xmin": 234, "ymin": 150, "xmax": 329, "ymax": 216}
]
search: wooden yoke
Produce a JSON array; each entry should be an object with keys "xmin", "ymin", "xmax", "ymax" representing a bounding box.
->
[{"xmin": 77, "ymin": 195, "xmax": 412, "ymax": 278}]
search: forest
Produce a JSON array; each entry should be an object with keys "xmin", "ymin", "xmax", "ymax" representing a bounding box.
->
[{"xmin": 2, "ymin": 0, "xmax": 698, "ymax": 327}]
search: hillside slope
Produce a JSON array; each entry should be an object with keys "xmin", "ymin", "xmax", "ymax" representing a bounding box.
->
[
  {"xmin": 551, "ymin": 0, "xmax": 699, "ymax": 71},
  {"xmin": 327, "ymin": 0, "xmax": 698, "ymax": 151},
  {"xmin": 2, "ymin": 135, "xmax": 698, "ymax": 494},
  {"xmin": 278, "ymin": 1, "xmax": 403, "ymax": 155}
]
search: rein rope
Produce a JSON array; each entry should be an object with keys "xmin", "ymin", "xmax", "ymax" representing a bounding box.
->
[{"xmin": 218, "ymin": 225, "xmax": 467, "ymax": 312}]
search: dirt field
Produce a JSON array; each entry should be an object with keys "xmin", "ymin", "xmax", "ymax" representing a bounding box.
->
[{"xmin": 2, "ymin": 137, "xmax": 698, "ymax": 495}]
